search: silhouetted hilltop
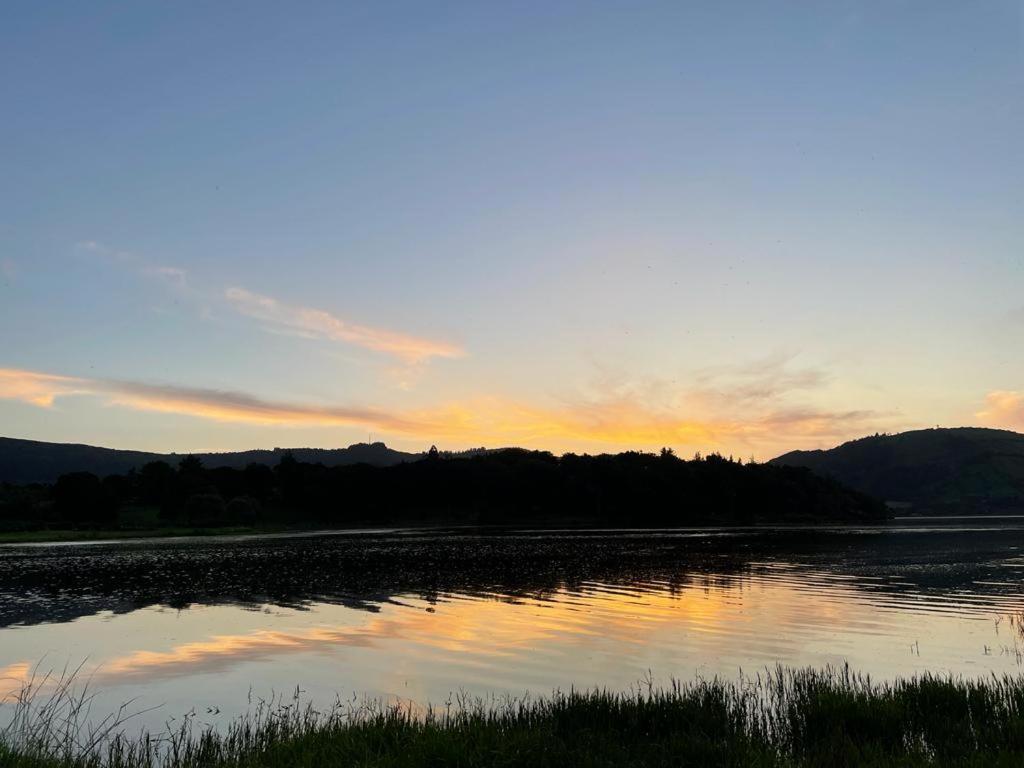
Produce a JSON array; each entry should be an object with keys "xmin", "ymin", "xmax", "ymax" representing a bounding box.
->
[
  {"xmin": 0, "ymin": 437, "xmax": 418, "ymax": 484},
  {"xmin": 770, "ymin": 427, "xmax": 1024, "ymax": 514}
]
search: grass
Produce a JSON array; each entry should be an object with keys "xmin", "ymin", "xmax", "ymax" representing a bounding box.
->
[{"xmin": 2, "ymin": 666, "xmax": 1024, "ymax": 767}]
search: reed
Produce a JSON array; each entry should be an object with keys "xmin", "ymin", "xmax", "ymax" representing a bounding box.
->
[{"xmin": 2, "ymin": 665, "xmax": 1023, "ymax": 767}]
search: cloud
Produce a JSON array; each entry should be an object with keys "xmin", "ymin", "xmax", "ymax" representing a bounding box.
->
[
  {"xmin": 0, "ymin": 259, "xmax": 15, "ymax": 282},
  {"xmin": 976, "ymin": 391, "xmax": 1024, "ymax": 430},
  {"xmin": 0, "ymin": 369, "xmax": 91, "ymax": 407},
  {"xmin": 75, "ymin": 241, "xmax": 461, "ymax": 371},
  {"xmin": 75, "ymin": 240, "xmax": 136, "ymax": 265},
  {"xmin": 225, "ymin": 287, "xmax": 465, "ymax": 365},
  {"xmin": 0, "ymin": 366, "xmax": 886, "ymax": 457},
  {"xmin": 421, "ymin": 396, "xmax": 882, "ymax": 451},
  {"xmin": 0, "ymin": 368, "xmax": 428, "ymax": 433},
  {"xmin": 106, "ymin": 380, "xmax": 430, "ymax": 433},
  {"xmin": 77, "ymin": 240, "xmax": 190, "ymax": 287},
  {"xmin": 148, "ymin": 265, "xmax": 188, "ymax": 288},
  {"xmin": 693, "ymin": 351, "xmax": 828, "ymax": 403}
]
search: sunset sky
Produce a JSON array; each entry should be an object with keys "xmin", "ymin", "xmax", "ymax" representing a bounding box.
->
[{"xmin": 1, "ymin": 2, "xmax": 1021, "ymax": 459}]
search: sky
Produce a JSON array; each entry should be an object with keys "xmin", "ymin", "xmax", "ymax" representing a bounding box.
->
[{"xmin": 0, "ymin": 1, "xmax": 1021, "ymax": 459}]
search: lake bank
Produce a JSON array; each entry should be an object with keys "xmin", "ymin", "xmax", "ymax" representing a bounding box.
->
[
  {"xmin": 5, "ymin": 513, "xmax": 1024, "ymax": 545},
  {"xmin": 3, "ymin": 666, "xmax": 1023, "ymax": 767},
  {"xmin": 0, "ymin": 526, "xmax": 266, "ymax": 545}
]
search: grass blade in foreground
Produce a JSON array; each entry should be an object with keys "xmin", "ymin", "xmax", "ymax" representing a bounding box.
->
[{"xmin": 2, "ymin": 666, "xmax": 1024, "ymax": 767}]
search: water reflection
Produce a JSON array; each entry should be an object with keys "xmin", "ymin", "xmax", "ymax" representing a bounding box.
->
[
  {"xmin": 1, "ymin": 522, "xmax": 1023, "ymax": 730},
  {"xmin": 2, "ymin": 524, "xmax": 1022, "ymax": 628}
]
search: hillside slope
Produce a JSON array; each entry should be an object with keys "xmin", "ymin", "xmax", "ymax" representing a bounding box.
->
[
  {"xmin": 0, "ymin": 437, "xmax": 418, "ymax": 484},
  {"xmin": 770, "ymin": 427, "xmax": 1024, "ymax": 514}
]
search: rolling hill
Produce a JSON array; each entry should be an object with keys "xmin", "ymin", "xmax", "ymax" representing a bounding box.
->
[
  {"xmin": 0, "ymin": 437, "xmax": 419, "ymax": 484},
  {"xmin": 770, "ymin": 427, "xmax": 1024, "ymax": 514}
]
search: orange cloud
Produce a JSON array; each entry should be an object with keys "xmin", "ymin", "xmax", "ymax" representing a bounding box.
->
[
  {"xmin": 419, "ymin": 396, "xmax": 878, "ymax": 451},
  {"xmin": 0, "ymin": 366, "xmax": 884, "ymax": 456},
  {"xmin": 0, "ymin": 369, "xmax": 91, "ymax": 407},
  {"xmin": 108, "ymin": 380, "xmax": 432, "ymax": 434},
  {"xmin": 976, "ymin": 391, "xmax": 1024, "ymax": 430},
  {"xmin": 225, "ymin": 287, "xmax": 465, "ymax": 364}
]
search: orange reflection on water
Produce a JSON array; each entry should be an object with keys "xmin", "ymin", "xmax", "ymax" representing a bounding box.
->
[
  {"xmin": 5, "ymin": 567, "xmax": 1014, "ymax": 702},
  {"xmin": 0, "ymin": 662, "xmax": 33, "ymax": 699},
  {"xmin": 22, "ymin": 575, "xmax": 876, "ymax": 686}
]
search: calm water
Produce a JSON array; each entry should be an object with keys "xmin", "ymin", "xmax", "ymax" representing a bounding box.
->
[{"xmin": 2, "ymin": 520, "xmax": 1023, "ymax": 732}]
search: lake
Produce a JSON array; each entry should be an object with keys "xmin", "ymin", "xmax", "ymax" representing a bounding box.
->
[{"xmin": 2, "ymin": 519, "xmax": 1023, "ymax": 734}]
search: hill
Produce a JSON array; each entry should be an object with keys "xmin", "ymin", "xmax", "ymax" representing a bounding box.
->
[
  {"xmin": 770, "ymin": 427, "xmax": 1024, "ymax": 514},
  {"xmin": 0, "ymin": 436, "xmax": 419, "ymax": 484}
]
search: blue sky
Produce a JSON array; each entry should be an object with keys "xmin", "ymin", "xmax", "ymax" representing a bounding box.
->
[{"xmin": 1, "ymin": 1, "xmax": 1021, "ymax": 457}]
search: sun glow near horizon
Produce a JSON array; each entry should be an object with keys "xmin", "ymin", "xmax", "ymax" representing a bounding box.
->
[{"xmin": 0, "ymin": 363, "xmax": 1014, "ymax": 459}]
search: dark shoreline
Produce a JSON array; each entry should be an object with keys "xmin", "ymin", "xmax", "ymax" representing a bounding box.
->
[{"xmin": 7, "ymin": 513, "xmax": 1024, "ymax": 546}]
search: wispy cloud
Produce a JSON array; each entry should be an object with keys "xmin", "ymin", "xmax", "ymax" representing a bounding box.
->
[
  {"xmin": 225, "ymin": 287, "xmax": 465, "ymax": 365},
  {"xmin": 693, "ymin": 351, "xmax": 828, "ymax": 403},
  {"xmin": 76, "ymin": 240, "xmax": 132, "ymax": 262},
  {"xmin": 976, "ymin": 390, "xmax": 1024, "ymax": 430},
  {"xmin": 0, "ymin": 369, "xmax": 91, "ymax": 407},
  {"xmin": 0, "ymin": 368, "xmax": 427, "ymax": 434},
  {"xmin": 148, "ymin": 265, "xmax": 188, "ymax": 288},
  {"xmin": 421, "ymin": 395, "xmax": 882, "ymax": 452},
  {"xmin": 0, "ymin": 365, "xmax": 887, "ymax": 456},
  {"xmin": 76, "ymin": 240, "xmax": 190, "ymax": 291},
  {"xmin": 76, "ymin": 241, "xmax": 461, "ymax": 370}
]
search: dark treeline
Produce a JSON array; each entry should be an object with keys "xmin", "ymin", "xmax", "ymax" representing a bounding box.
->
[{"xmin": 0, "ymin": 447, "xmax": 888, "ymax": 532}]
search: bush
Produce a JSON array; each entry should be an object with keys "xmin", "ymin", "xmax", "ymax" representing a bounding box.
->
[
  {"xmin": 225, "ymin": 496, "xmax": 260, "ymax": 526},
  {"xmin": 184, "ymin": 493, "xmax": 227, "ymax": 527},
  {"xmin": 52, "ymin": 473, "xmax": 118, "ymax": 528}
]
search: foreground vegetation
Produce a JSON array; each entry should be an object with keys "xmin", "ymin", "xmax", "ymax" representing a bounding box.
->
[
  {"xmin": 2, "ymin": 666, "xmax": 1023, "ymax": 767},
  {"xmin": 0, "ymin": 448, "xmax": 887, "ymax": 535}
]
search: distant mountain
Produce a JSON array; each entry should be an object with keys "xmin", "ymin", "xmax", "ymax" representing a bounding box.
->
[
  {"xmin": 0, "ymin": 437, "xmax": 420, "ymax": 484},
  {"xmin": 770, "ymin": 428, "xmax": 1024, "ymax": 514}
]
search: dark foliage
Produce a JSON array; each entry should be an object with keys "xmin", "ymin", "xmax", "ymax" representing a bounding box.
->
[
  {"xmin": 52, "ymin": 473, "xmax": 118, "ymax": 529},
  {"xmin": 771, "ymin": 427, "xmax": 1024, "ymax": 514},
  {"xmin": 0, "ymin": 448, "xmax": 887, "ymax": 533}
]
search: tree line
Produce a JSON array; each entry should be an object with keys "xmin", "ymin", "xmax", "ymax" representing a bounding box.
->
[{"xmin": 0, "ymin": 447, "xmax": 888, "ymax": 532}]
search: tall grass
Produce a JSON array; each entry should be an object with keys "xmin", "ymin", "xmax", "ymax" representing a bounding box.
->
[{"xmin": 2, "ymin": 665, "xmax": 1024, "ymax": 767}]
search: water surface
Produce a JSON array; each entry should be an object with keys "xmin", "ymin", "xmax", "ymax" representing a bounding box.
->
[{"xmin": 2, "ymin": 520, "xmax": 1022, "ymax": 731}]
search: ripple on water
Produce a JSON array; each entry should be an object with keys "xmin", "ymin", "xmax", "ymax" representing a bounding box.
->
[{"xmin": 0, "ymin": 523, "xmax": 1023, "ymax": 734}]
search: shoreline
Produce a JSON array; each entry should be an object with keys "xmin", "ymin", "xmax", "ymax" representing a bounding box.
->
[{"xmin": 4, "ymin": 513, "xmax": 1024, "ymax": 546}]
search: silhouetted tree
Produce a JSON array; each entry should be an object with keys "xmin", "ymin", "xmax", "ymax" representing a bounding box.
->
[
  {"xmin": 6, "ymin": 448, "xmax": 889, "ymax": 533},
  {"xmin": 178, "ymin": 455, "xmax": 203, "ymax": 474},
  {"xmin": 140, "ymin": 461, "xmax": 175, "ymax": 504},
  {"xmin": 226, "ymin": 496, "xmax": 260, "ymax": 525},
  {"xmin": 185, "ymin": 493, "xmax": 226, "ymax": 527},
  {"xmin": 53, "ymin": 472, "xmax": 117, "ymax": 528},
  {"xmin": 244, "ymin": 463, "xmax": 275, "ymax": 500}
]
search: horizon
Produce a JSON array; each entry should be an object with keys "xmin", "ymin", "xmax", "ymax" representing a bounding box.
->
[
  {"xmin": 1, "ymin": 2, "xmax": 1021, "ymax": 461},
  {"xmin": 2, "ymin": 423, "xmax": 1021, "ymax": 464}
]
